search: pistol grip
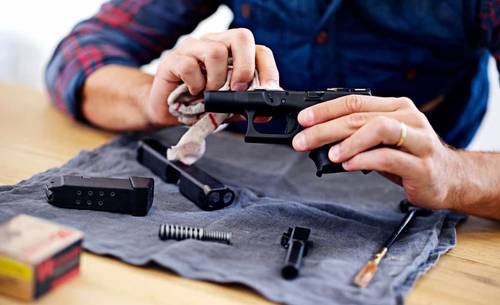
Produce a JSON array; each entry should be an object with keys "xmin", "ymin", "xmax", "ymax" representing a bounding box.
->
[
  {"xmin": 308, "ymin": 145, "xmax": 345, "ymax": 177},
  {"xmin": 308, "ymin": 145, "xmax": 371, "ymax": 177}
]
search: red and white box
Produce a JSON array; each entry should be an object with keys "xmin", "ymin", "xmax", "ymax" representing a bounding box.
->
[{"xmin": 0, "ymin": 214, "xmax": 83, "ymax": 301}]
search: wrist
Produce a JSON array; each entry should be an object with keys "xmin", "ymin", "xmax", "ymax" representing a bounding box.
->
[
  {"xmin": 441, "ymin": 148, "xmax": 469, "ymax": 211},
  {"xmin": 443, "ymin": 149, "xmax": 495, "ymax": 215}
]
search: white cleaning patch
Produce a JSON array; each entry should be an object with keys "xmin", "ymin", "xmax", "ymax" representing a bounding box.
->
[{"xmin": 166, "ymin": 64, "xmax": 261, "ymax": 165}]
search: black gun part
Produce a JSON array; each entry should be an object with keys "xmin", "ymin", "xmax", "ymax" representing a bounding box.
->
[
  {"xmin": 280, "ymin": 226, "xmax": 313, "ymax": 280},
  {"xmin": 44, "ymin": 175, "xmax": 154, "ymax": 216},
  {"xmin": 399, "ymin": 199, "xmax": 433, "ymax": 216},
  {"xmin": 137, "ymin": 139, "xmax": 235, "ymax": 211},
  {"xmin": 204, "ymin": 88, "xmax": 372, "ymax": 177}
]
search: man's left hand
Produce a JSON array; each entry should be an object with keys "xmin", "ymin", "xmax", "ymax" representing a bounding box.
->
[{"xmin": 292, "ymin": 95, "xmax": 463, "ymax": 210}]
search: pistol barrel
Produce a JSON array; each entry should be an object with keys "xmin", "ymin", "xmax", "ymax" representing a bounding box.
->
[
  {"xmin": 282, "ymin": 239, "xmax": 306, "ymax": 279},
  {"xmin": 281, "ymin": 226, "xmax": 312, "ymax": 280}
]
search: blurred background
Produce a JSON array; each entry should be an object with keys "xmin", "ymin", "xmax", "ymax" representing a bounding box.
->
[{"xmin": 0, "ymin": 1, "xmax": 498, "ymax": 150}]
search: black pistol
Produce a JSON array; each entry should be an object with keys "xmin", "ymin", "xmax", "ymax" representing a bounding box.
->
[
  {"xmin": 204, "ymin": 88, "xmax": 371, "ymax": 176},
  {"xmin": 280, "ymin": 226, "xmax": 313, "ymax": 280}
]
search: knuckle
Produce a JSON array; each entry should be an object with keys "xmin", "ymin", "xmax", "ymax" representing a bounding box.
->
[
  {"xmin": 397, "ymin": 97, "xmax": 415, "ymax": 108},
  {"xmin": 257, "ymin": 45, "xmax": 273, "ymax": 56},
  {"xmin": 157, "ymin": 54, "xmax": 177, "ymax": 80},
  {"xmin": 156, "ymin": 58, "xmax": 169, "ymax": 76},
  {"xmin": 345, "ymin": 95, "xmax": 364, "ymax": 113},
  {"xmin": 414, "ymin": 111, "xmax": 429, "ymax": 126},
  {"xmin": 345, "ymin": 113, "xmax": 369, "ymax": 130},
  {"xmin": 377, "ymin": 150, "xmax": 393, "ymax": 170},
  {"xmin": 178, "ymin": 58, "xmax": 198, "ymax": 76},
  {"xmin": 206, "ymin": 43, "xmax": 228, "ymax": 61},
  {"xmin": 420, "ymin": 133, "xmax": 436, "ymax": 155},
  {"xmin": 159, "ymin": 52, "xmax": 175, "ymax": 69},
  {"xmin": 373, "ymin": 116, "xmax": 391, "ymax": 137},
  {"xmin": 233, "ymin": 28, "xmax": 255, "ymax": 43}
]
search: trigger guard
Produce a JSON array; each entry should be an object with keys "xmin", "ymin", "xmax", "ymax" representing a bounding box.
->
[
  {"xmin": 243, "ymin": 111, "xmax": 300, "ymax": 144},
  {"xmin": 284, "ymin": 113, "xmax": 301, "ymax": 135},
  {"xmin": 243, "ymin": 110, "xmax": 262, "ymax": 141}
]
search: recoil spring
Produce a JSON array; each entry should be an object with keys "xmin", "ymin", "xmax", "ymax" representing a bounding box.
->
[{"xmin": 158, "ymin": 224, "xmax": 232, "ymax": 244}]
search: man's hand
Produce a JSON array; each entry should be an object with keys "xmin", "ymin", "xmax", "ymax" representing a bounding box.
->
[
  {"xmin": 82, "ymin": 28, "xmax": 279, "ymax": 130},
  {"xmin": 291, "ymin": 95, "xmax": 466, "ymax": 211},
  {"xmin": 146, "ymin": 28, "xmax": 280, "ymax": 125}
]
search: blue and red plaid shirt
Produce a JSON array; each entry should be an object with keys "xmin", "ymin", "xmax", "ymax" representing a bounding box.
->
[{"xmin": 46, "ymin": 0, "xmax": 500, "ymax": 148}]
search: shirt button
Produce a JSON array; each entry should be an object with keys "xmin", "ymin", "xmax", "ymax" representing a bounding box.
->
[
  {"xmin": 241, "ymin": 3, "xmax": 251, "ymax": 18},
  {"xmin": 316, "ymin": 31, "xmax": 329, "ymax": 44},
  {"xmin": 405, "ymin": 68, "xmax": 417, "ymax": 80}
]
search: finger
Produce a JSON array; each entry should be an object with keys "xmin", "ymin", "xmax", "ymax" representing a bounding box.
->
[
  {"xmin": 330, "ymin": 117, "xmax": 431, "ymax": 163},
  {"xmin": 298, "ymin": 95, "xmax": 403, "ymax": 127},
  {"xmin": 172, "ymin": 55, "xmax": 206, "ymax": 95},
  {"xmin": 292, "ymin": 110, "xmax": 430, "ymax": 152},
  {"xmin": 148, "ymin": 53, "xmax": 205, "ymax": 124},
  {"xmin": 293, "ymin": 112, "xmax": 387, "ymax": 151},
  {"xmin": 177, "ymin": 38, "xmax": 228, "ymax": 90},
  {"xmin": 204, "ymin": 29, "xmax": 256, "ymax": 90},
  {"xmin": 342, "ymin": 147, "xmax": 422, "ymax": 180},
  {"xmin": 255, "ymin": 45, "xmax": 279, "ymax": 88},
  {"xmin": 148, "ymin": 53, "xmax": 188, "ymax": 123}
]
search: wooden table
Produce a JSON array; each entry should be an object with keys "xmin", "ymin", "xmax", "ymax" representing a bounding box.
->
[{"xmin": 1, "ymin": 83, "xmax": 499, "ymax": 305}]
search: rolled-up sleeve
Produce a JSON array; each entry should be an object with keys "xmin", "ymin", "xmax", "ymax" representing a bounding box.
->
[{"xmin": 45, "ymin": 0, "xmax": 219, "ymax": 121}]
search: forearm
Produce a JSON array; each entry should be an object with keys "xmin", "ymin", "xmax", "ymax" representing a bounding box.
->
[
  {"xmin": 46, "ymin": 0, "xmax": 220, "ymax": 126},
  {"xmin": 81, "ymin": 65, "xmax": 176, "ymax": 131},
  {"xmin": 449, "ymin": 150, "xmax": 500, "ymax": 219}
]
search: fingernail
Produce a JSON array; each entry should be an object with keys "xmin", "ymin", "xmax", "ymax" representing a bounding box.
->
[
  {"xmin": 298, "ymin": 109, "xmax": 314, "ymax": 125},
  {"xmin": 232, "ymin": 82, "xmax": 248, "ymax": 91},
  {"xmin": 293, "ymin": 133, "xmax": 307, "ymax": 151},
  {"xmin": 329, "ymin": 144, "xmax": 341, "ymax": 162}
]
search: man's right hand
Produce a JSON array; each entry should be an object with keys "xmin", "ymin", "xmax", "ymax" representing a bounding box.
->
[
  {"xmin": 145, "ymin": 28, "xmax": 280, "ymax": 125},
  {"xmin": 81, "ymin": 28, "xmax": 279, "ymax": 131}
]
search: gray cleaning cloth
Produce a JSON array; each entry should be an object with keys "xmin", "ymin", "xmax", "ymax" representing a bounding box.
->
[{"xmin": 0, "ymin": 126, "xmax": 465, "ymax": 305}]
